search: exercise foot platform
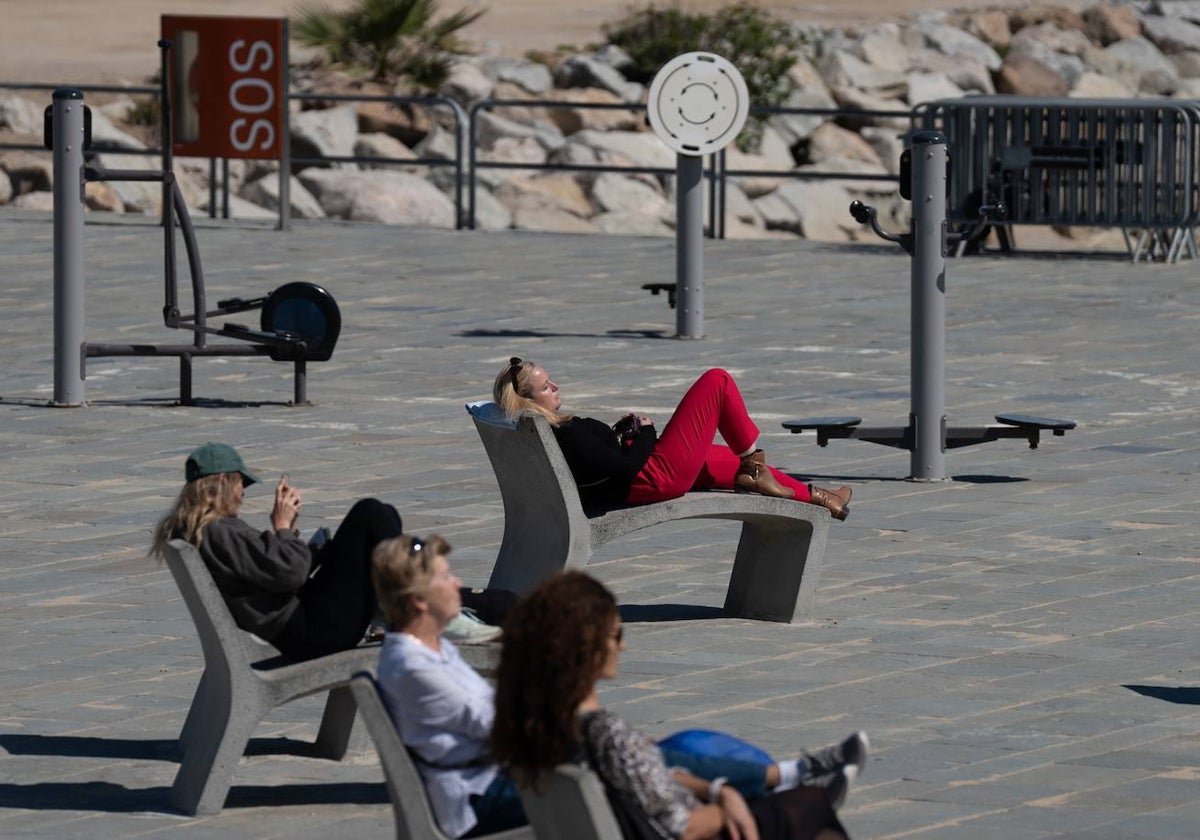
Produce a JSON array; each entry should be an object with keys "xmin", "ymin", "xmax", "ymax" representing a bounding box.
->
[
  {"xmin": 784, "ymin": 132, "xmax": 1075, "ymax": 479},
  {"xmin": 784, "ymin": 414, "xmax": 1076, "ymax": 450}
]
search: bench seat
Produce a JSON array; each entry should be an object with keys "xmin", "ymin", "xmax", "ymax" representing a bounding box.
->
[{"xmin": 467, "ymin": 402, "xmax": 834, "ymax": 623}]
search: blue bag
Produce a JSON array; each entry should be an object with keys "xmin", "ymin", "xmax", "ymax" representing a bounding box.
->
[{"xmin": 657, "ymin": 728, "xmax": 773, "ymax": 766}]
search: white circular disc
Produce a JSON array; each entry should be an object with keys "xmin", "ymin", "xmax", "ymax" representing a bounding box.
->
[{"xmin": 646, "ymin": 52, "xmax": 750, "ymax": 157}]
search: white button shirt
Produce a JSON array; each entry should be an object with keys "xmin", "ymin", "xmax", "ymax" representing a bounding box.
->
[{"xmin": 376, "ymin": 632, "xmax": 499, "ymax": 839}]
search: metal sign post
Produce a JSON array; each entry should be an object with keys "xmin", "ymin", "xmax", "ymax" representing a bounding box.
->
[
  {"xmin": 909, "ymin": 132, "xmax": 947, "ymax": 479},
  {"xmin": 647, "ymin": 52, "xmax": 749, "ymax": 339},
  {"xmin": 51, "ymin": 88, "xmax": 87, "ymax": 406}
]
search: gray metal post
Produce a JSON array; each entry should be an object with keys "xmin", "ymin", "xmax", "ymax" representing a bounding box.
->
[
  {"xmin": 675, "ymin": 153, "xmax": 704, "ymax": 339},
  {"xmin": 52, "ymin": 88, "xmax": 86, "ymax": 407},
  {"xmin": 909, "ymin": 131, "xmax": 948, "ymax": 480},
  {"xmin": 278, "ymin": 20, "xmax": 292, "ymax": 232}
]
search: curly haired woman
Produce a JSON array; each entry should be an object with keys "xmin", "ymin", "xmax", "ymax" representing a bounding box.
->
[
  {"xmin": 491, "ymin": 571, "xmax": 861, "ymax": 840},
  {"xmin": 494, "ymin": 359, "xmax": 852, "ymax": 520}
]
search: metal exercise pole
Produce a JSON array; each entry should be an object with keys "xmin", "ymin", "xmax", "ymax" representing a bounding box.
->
[
  {"xmin": 675, "ymin": 153, "xmax": 704, "ymax": 339},
  {"xmin": 52, "ymin": 88, "xmax": 86, "ymax": 406},
  {"xmin": 909, "ymin": 131, "xmax": 948, "ymax": 480}
]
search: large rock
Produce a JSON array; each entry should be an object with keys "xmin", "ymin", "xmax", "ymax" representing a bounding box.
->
[
  {"xmin": 198, "ymin": 192, "xmax": 278, "ymax": 220},
  {"xmin": 1150, "ymin": 0, "xmax": 1200, "ymax": 23},
  {"xmin": 571, "ymin": 130, "xmax": 674, "ymax": 170},
  {"xmin": 909, "ymin": 49, "xmax": 995, "ymax": 94},
  {"xmin": 511, "ymin": 204, "xmax": 597, "ymax": 233},
  {"xmin": 765, "ymin": 180, "xmax": 856, "ymax": 241},
  {"xmin": 88, "ymin": 109, "xmax": 147, "ymax": 152},
  {"xmin": 440, "ymin": 60, "xmax": 495, "ymax": 103},
  {"xmin": 1009, "ymin": 5, "xmax": 1085, "ymax": 33},
  {"xmin": 0, "ymin": 95, "xmax": 42, "ymax": 136},
  {"xmin": 469, "ymin": 185, "xmax": 514, "ymax": 230},
  {"xmin": 912, "ymin": 22, "xmax": 1002, "ymax": 71},
  {"xmin": 860, "ymin": 127, "xmax": 905, "ymax": 174},
  {"xmin": 1010, "ymin": 22, "xmax": 1092, "ymax": 56},
  {"xmin": 481, "ymin": 57, "xmax": 553, "ymax": 95},
  {"xmin": 589, "ymin": 172, "xmax": 671, "ymax": 221},
  {"xmin": 1082, "ymin": 4, "xmax": 1141, "ymax": 46},
  {"xmin": 356, "ymin": 100, "xmax": 433, "ymax": 147},
  {"xmin": 239, "ymin": 173, "xmax": 326, "ymax": 219},
  {"xmin": 769, "ymin": 88, "xmax": 838, "ymax": 147},
  {"xmin": 298, "ymin": 169, "xmax": 456, "ymax": 227},
  {"xmin": 592, "ymin": 210, "xmax": 672, "ymax": 236},
  {"xmin": 542, "ymin": 88, "xmax": 641, "ymax": 135},
  {"xmin": 1009, "ymin": 38, "xmax": 1088, "ymax": 87},
  {"xmin": 0, "ymin": 151, "xmax": 53, "ymax": 195},
  {"xmin": 84, "ymin": 181, "xmax": 122, "ymax": 213},
  {"xmin": 553, "ymin": 55, "xmax": 642, "ymax": 102},
  {"xmin": 354, "ymin": 132, "xmax": 418, "ymax": 167},
  {"xmin": 828, "ymin": 86, "xmax": 910, "ymax": 130},
  {"xmin": 996, "ymin": 52, "xmax": 1071, "ymax": 96},
  {"xmin": 818, "ymin": 48, "xmax": 906, "ymax": 93},
  {"xmin": 722, "ymin": 124, "xmax": 794, "ymax": 197},
  {"xmin": 1171, "ymin": 50, "xmax": 1200, "ymax": 76},
  {"xmin": 802, "ymin": 121, "xmax": 882, "ymax": 167},
  {"xmin": 0, "ymin": 171, "xmax": 13, "ymax": 205},
  {"xmin": 906, "ymin": 71, "xmax": 965, "ymax": 106},
  {"xmin": 1101, "ymin": 36, "xmax": 1180, "ymax": 93},
  {"xmin": 1070, "ymin": 71, "xmax": 1137, "ymax": 98},
  {"xmin": 494, "ymin": 173, "xmax": 593, "ymax": 219},
  {"xmin": 958, "ymin": 10, "xmax": 1012, "ymax": 47},
  {"xmin": 89, "ymin": 152, "xmax": 163, "ymax": 213},
  {"xmin": 1141, "ymin": 13, "xmax": 1200, "ymax": 54},
  {"xmin": 291, "ymin": 105, "xmax": 360, "ymax": 164},
  {"xmin": 12, "ymin": 191, "xmax": 55, "ymax": 212},
  {"xmin": 853, "ymin": 23, "xmax": 910, "ymax": 73},
  {"xmin": 475, "ymin": 110, "xmax": 563, "ymax": 152},
  {"xmin": 414, "ymin": 124, "xmax": 460, "ymax": 161},
  {"xmin": 795, "ymin": 158, "xmax": 894, "ymax": 195}
]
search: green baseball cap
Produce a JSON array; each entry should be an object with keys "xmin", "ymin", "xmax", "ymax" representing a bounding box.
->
[{"xmin": 185, "ymin": 442, "xmax": 260, "ymax": 486}]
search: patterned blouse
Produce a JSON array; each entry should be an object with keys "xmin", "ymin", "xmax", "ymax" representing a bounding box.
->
[{"xmin": 579, "ymin": 709, "xmax": 698, "ymax": 839}]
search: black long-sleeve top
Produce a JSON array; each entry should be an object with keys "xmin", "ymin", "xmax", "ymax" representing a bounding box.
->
[{"xmin": 552, "ymin": 416, "xmax": 658, "ymax": 508}]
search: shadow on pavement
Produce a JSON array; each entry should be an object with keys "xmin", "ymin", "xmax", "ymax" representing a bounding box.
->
[
  {"xmin": 1124, "ymin": 685, "xmax": 1200, "ymax": 705},
  {"xmin": 620, "ymin": 603, "xmax": 726, "ymax": 622},
  {"xmin": 0, "ymin": 781, "xmax": 386, "ymax": 813},
  {"xmin": 0, "ymin": 733, "xmax": 346, "ymax": 762},
  {"xmin": 459, "ymin": 328, "xmax": 670, "ymax": 340}
]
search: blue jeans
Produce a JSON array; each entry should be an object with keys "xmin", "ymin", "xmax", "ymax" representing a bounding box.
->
[{"xmin": 660, "ymin": 748, "xmax": 771, "ymax": 799}]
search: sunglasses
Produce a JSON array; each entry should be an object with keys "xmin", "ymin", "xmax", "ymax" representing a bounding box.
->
[
  {"xmin": 410, "ymin": 535, "xmax": 424, "ymax": 554},
  {"xmin": 508, "ymin": 356, "xmax": 523, "ymax": 391}
]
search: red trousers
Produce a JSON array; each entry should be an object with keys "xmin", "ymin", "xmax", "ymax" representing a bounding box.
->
[{"xmin": 626, "ymin": 369, "xmax": 811, "ymax": 505}]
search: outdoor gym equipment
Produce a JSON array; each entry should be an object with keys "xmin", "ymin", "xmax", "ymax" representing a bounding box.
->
[
  {"xmin": 642, "ymin": 52, "xmax": 750, "ymax": 338},
  {"xmin": 783, "ymin": 131, "xmax": 1075, "ymax": 480},
  {"xmin": 50, "ymin": 40, "xmax": 340, "ymax": 407}
]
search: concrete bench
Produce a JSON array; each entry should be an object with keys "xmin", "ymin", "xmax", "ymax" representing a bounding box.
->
[
  {"xmin": 163, "ymin": 539, "xmax": 495, "ymax": 815},
  {"xmin": 466, "ymin": 402, "xmax": 832, "ymax": 623},
  {"xmin": 348, "ymin": 672, "xmax": 533, "ymax": 840},
  {"xmin": 517, "ymin": 763, "xmax": 623, "ymax": 840}
]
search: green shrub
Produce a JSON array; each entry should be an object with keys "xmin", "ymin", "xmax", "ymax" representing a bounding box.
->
[
  {"xmin": 294, "ymin": 0, "xmax": 484, "ymax": 88},
  {"xmin": 602, "ymin": 2, "xmax": 806, "ymax": 151}
]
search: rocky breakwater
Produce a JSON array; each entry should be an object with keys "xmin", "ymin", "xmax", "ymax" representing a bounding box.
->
[{"xmin": 3, "ymin": 1, "xmax": 1198, "ymax": 243}]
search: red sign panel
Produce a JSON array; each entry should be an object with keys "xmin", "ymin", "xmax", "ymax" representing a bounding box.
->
[{"xmin": 161, "ymin": 15, "xmax": 286, "ymax": 160}]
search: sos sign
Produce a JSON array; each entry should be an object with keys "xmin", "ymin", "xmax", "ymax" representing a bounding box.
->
[{"xmin": 161, "ymin": 15, "xmax": 286, "ymax": 160}]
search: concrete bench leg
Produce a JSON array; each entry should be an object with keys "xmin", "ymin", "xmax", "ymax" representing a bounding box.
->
[
  {"xmin": 177, "ymin": 670, "xmax": 213, "ymax": 756},
  {"xmin": 313, "ymin": 684, "xmax": 362, "ymax": 760},
  {"xmin": 723, "ymin": 517, "xmax": 828, "ymax": 623},
  {"xmin": 168, "ymin": 688, "xmax": 261, "ymax": 816}
]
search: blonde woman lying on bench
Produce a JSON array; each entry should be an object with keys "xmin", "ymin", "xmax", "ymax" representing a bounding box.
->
[{"xmin": 494, "ymin": 359, "xmax": 852, "ymax": 520}]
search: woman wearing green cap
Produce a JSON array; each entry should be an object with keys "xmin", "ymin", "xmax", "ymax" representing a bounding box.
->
[{"xmin": 151, "ymin": 442, "xmax": 404, "ymax": 661}]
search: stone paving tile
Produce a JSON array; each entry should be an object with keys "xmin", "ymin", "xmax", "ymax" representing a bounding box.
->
[{"xmin": 3, "ymin": 209, "xmax": 1200, "ymax": 837}]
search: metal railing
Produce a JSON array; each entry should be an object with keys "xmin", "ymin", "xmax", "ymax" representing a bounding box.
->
[{"xmin": 5, "ymin": 78, "xmax": 909, "ymax": 237}]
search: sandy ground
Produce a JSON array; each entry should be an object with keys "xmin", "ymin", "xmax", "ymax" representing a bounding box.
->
[{"xmin": 0, "ymin": 0, "xmax": 1035, "ymax": 85}]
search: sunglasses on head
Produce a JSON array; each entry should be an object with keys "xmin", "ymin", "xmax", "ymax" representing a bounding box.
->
[{"xmin": 508, "ymin": 357, "xmax": 523, "ymax": 390}]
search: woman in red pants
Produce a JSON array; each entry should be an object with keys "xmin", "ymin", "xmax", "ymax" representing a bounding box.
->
[{"xmin": 493, "ymin": 359, "xmax": 851, "ymax": 520}]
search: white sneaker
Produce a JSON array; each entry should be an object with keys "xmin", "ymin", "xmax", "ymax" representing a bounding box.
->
[{"xmin": 443, "ymin": 607, "xmax": 502, "ymax": 644}]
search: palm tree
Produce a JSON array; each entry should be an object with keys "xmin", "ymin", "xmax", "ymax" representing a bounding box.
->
[{"xmin": 295, "ymin": 0, "xmax": 484, "ymax": 85}]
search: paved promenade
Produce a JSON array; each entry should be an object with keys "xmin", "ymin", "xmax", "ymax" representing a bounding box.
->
[{"xmin": 1, "ymin": 208, "xmax": 1198, "ymax": 838}]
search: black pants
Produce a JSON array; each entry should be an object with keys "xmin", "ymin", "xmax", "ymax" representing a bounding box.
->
[{"xmin": 273, "ymin": 498, "xmax": 402, "ymax": 660}]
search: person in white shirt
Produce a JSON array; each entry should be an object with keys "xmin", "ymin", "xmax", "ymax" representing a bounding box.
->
[{"xmin": 371, "ymin": 535, "xmax": 866, "ymax": 839}]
